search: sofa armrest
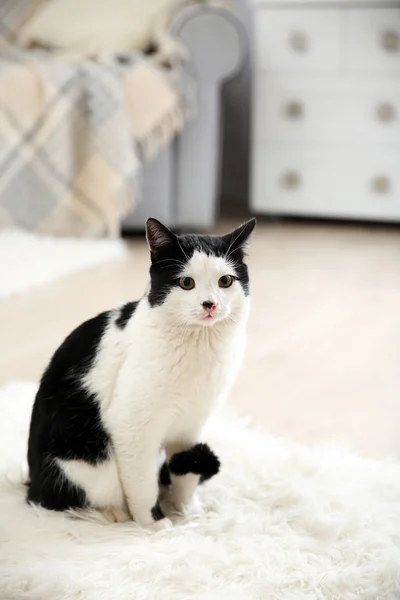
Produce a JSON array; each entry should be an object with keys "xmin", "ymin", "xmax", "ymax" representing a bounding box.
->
[
  {"xmin": 170, "ymin": 4, "xmax": 247, "ymax": 229},
  {"xmin": 171, "ymin": 4, "xmax": 246, "ymax": 82}
]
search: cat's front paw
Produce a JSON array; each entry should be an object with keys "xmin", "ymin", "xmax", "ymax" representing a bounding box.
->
[
  {"xmin": 134, "ymin": 501, "xmax": 173, "ymax": 531},
  {"xmin": 101, "ymin": 506, "xmax": 131, "ymax": 523},
  {"xmin": 149, "ymin": 517, "xmax": 173, "ymax": 532},
  {"xmin": 135, "ymin": 515, "xmax": 173, "ymax": 531},
  {"xmin": 168, "ymin": 443, "xmax": 220, "ymax": 482},
  {"xmin": 173, "ymin": 490, "xmax": 202, "ymax": 516}
]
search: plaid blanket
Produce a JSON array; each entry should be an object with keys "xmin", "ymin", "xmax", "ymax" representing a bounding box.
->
[{"xmin": 0, "ymin": 2, "xmax": 193, "ymax": 237}]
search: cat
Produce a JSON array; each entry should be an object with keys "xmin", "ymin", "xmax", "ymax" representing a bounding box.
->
[{"xmin": 27, "ymin": 217, "xmax": 256, "ymax": 530}]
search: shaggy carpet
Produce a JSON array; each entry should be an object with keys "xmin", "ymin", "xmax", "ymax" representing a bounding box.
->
[
  {"xmin": 0, "ymin": 382, "xmax": 399, "ymax": 600},
  {"xmin": 0, "ymin": 230, "xmax": 127, "ymax": 298}
]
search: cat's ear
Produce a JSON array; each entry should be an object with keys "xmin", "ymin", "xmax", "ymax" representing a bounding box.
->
[
  {"xmin": 146, "ymin": 218, "xmax": 177, "ymax": 260},
  {"xmin": 222, "ymin": 218, "xmax": 256, "ymax": 256}
]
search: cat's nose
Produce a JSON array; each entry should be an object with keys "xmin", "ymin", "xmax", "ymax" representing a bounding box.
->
[{"xmin": 202, "ymin": 300, "xmax": 217, "ymax": 313}]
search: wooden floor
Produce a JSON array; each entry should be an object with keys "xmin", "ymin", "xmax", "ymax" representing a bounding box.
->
[{"xmin": 1, "ymin": 220, "xmax": 399, "ymax": 458}]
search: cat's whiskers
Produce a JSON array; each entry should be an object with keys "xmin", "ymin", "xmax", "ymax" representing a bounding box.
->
[
  {"xmin": 153, "ymin": 258, "xmax": 185, "ymax": 267},
  {"xmin": 158, "ymin": 265, "xmax": 182, "ymax": 271},
  {"xmin": 176, "ymin": 237, "xmax": 189, "ymax": 262},
  {"xmin": 224, "ymin": 225, "xmax": 245, "ymax": 261},
  {"xmin": 227, "ymin": 314, "xmax": 239, "ymax": 326},
  {"xmin": 177, "ymin": 323, "xmax": 191, "ymax": 348},
  {"xmin": 165, "ymin": 317, "xmax": 193, "ymax": 345},
  {"xmin": 154, "ymin": 257, "xmax": 184, "ymax": 264},
  {"xmin": 168, "ymin": 323, "xmax": 187, "ymax": 341},
  {"xmin": 154, "ymin": 258, "xmax": 185, "ymax": 272}
]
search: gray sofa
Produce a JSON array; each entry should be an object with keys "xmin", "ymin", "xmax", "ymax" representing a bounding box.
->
[{"xmin": 123, "ymin": 4, "xmax": 247, "ymax": 232}]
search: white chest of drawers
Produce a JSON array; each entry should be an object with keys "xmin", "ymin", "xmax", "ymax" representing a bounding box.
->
[{"xmin": 250, "ymin": 1, "xmax": 400, "ymax": 222}]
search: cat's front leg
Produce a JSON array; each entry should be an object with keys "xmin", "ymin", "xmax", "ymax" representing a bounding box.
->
[
  {"xmin": 165, "ymin": 439, "xmax": 201, "ymax": 514},
  {"xmin": 113, "ymin": 438, "xmax": 171, "ymax": 530}
]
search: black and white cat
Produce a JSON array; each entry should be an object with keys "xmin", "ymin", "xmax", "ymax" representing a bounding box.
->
[{"xmin": 27, "ymin": 217, "xmax": 256, "ymax": 530}]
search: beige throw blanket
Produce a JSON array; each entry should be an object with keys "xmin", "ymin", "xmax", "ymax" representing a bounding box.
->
[{"xmin": 0, "ymin": 2, "xmax": 193, "ymax": 237}]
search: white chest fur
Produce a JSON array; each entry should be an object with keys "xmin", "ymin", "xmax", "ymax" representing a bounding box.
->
[
  {"xmin": 160, "ymin": 321, "xmax": 245, "ymax": 442},
  {"xmin": 87, "ymin": 299, "xmax": 248, "ymax": 449}
]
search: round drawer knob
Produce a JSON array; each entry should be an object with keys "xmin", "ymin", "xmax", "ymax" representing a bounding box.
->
[
  {"xmin": 376, "ymin": 102, "xmax": 396, "ymax": 123},
  {"xmin": 381, "ymin": 30, "xmax": 399, "ymax": 53},
  {"xmin": 372, "ymin": 175, "xmax": 391, "ymax": 194},
  {"xmin": 289, "ymin": 31, "xmax": 309, "ymax": 53},
  {"xmin": 281, "ymin": 170, "xmax": 301, "ymax": 190},
  {"xmin": 285, "ymin": 100, "xmax": 304, "ymax": 120}
]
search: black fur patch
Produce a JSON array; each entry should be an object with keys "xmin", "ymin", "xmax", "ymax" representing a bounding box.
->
[
  {"xmin": 168, "ymin": 443, "xmax": 220, "ymax": 483},
  {"xmin": 146, "ymin": 219, "xmax": 255, "ymax": 307},
  {"xmin": 27, "ymin": 310, "xmax": 112, "ymax": 511},
  {"xmin": 115, "ymin": 301, "xmax": 138, "ymax": 329},
  {"xmin": 27, "ymin": 459, "xmax": 86, "ymax": 511},
  {"xmin": 151, "ymin": 501, "xmax": 165, "ymax": 521},
  {"xmin": 159, "ymin": 461, "xmax": 171, "ymax": 487}
]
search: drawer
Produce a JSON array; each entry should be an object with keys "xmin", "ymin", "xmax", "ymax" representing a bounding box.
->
[
  {"xmin": 344, "ymin": 9, "xmax": 400, "ymax": 71},
  {"xmin": 251, "ymin": 143, "xmax": 400, "ymax": 221},
  {"xmin": 254, "ymin": 9, "xmax": 342, "ymax": 71},
  {"xmin": 254, "ymin": 74, "xmax": 400, "ymax": 144}
]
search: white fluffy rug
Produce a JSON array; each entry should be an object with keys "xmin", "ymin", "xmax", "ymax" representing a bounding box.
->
[
  {"xmin": 1, "ymin": 382, "xmax": 400, "ymax": 600},
  {"xmin": 0, "ymin": 230, "xmax": 127, "ymax": 298}
]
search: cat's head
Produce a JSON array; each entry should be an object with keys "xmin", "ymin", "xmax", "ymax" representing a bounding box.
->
[{"xmin": 145, "ymin": 218, "xmax": 256, "ymax": 327}]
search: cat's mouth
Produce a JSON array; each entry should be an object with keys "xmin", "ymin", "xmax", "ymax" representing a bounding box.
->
[{"xmin": 198, "ymin": 311, "xmax": 228, "ymax": 326}]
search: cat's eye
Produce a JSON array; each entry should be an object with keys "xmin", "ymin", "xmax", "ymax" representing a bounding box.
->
[
  {"xmin": 218, "ymin": 275, "xmax": 233, "ymax": 288},
  {"xmin": 179, "ymin": 276, "xmax": 195, "ymax": 290}
]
